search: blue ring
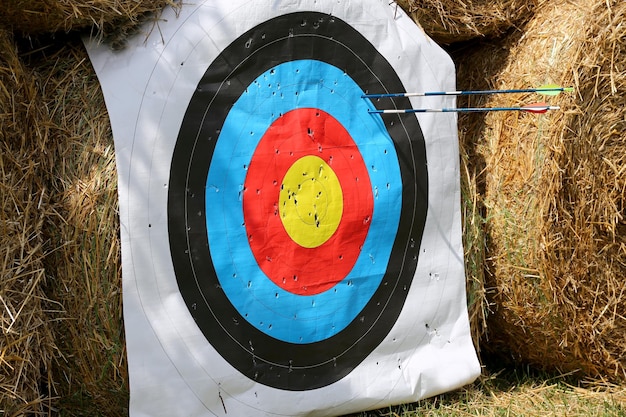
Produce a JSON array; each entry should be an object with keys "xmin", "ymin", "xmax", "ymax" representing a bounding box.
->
[{"xmin": 206, "ymin": 60, "xmax": 402, "ymax": 343}]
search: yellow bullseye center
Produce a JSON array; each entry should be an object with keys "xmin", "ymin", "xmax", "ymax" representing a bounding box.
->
[{"xmin": 279, "ymin": 155, "xmax": 343, "ymax": 248}]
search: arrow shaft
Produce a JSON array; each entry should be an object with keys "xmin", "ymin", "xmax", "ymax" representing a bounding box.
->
[
  {"xmin": 369, "ymin": 105, "xmax": 560, "ymax": 114},
  {"xmin": 363, "ymin": 87, "xmax": 571, "ymax": 99}
]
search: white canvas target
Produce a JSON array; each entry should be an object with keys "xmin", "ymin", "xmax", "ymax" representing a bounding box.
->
[{"xmin": 85, "ymin": 0, "xmax": 480, "ymax": 415}]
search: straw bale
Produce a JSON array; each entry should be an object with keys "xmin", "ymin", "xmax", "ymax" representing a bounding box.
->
[
  {"xmin": 456, "ymin": 0, "xmax": 626, "ymax": 381},
  {"xmin": 397, "ymin": 0, "xmax": 538, "ymax": 44},
  {"xmin": 0, "ymin": 29, "xmax": 58, "ymax": 416},
  {"xmin": 0, "ymin": 0, "xmax": 176, "ymax": 41},
  {"xmin": 34, "ymin": 40, "xmax": 127, "ymax": 414},
  {"xmin": 1, "ymin": 28, "xmax": 125, "ymax": 413}
]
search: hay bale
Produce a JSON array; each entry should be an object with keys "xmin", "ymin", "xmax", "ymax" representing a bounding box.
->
[
  {"xmin": 0, "ymin": 0, "xmax": 176, "ymax": 41},
  {"xmin": 456, "ymin": 0, "xmax": 626, "ymax": 380},
  {"xmin": 0, "ymin": 29, "xmax": 57, "ymax": 416},
  {"xmin": 35, "ymin": 41, "xmax": 127, "ymax": 414},
  {"xmin": 397, "ymin": 0, "xmax": 538, "ymax": 44},
  {"xmin": 0, "ymin": 29, "xmax": 125, "ymax": 413}
]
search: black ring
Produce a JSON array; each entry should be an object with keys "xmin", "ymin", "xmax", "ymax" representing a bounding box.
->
[{"xmin": 168, "ymin": 11, "xmax": 428, "ymax": 391}]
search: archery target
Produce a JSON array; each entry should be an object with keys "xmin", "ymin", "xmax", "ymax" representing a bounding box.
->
[
  {"xmin": 85, "ymin": 0, "xmax": 480, "ymax": 415},
  {"xmin": 168, "ymin": 13, "xmax": 427, "ymax": 390}
]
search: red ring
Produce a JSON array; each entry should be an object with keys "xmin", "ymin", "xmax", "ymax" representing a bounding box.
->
[{"xmin": 243, "ymin": 108, "xmax": 373, "ymax": 295}]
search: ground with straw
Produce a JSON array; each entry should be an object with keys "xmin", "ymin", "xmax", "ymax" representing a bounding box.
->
[{"xmin": 346, "ymin": 368, "xmax": 626, "ymax": 416}]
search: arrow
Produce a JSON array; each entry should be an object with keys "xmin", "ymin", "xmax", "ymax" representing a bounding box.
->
[
  {"xmin": 368, "ymin": 102, "xmax": 561, "ymax": 114},
  {"xmin": 362, "ymin": 84, "xmax": 574, "ymax": 99}
]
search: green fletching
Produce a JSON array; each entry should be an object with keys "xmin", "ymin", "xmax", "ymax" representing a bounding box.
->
[
  {"xmin": 539, "ymin": 90, "xmax": 561, "ymax": 96},
  {"xmin": 536, "ymin": 84, "xmax": 575, "ymax": 96},
  {"xmin": 537, "ymin": 84, "xmax": 562, "ymax": 96}
]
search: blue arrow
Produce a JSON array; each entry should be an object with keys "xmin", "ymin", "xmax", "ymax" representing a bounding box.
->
[
  {"xmin": 368, "ymin": 103, "xmax": 560, "ymax": 114},
  {"xmin": 362, "ymin": 84, "xmax": 574, "ymax": 99}
]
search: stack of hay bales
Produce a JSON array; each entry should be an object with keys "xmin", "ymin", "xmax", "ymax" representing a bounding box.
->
[
  {"xmin": 1, "ymin": 0, "xmax": 623, "ymax": 414},
  {"xmin": 455, "ymin": 0, "xmax": 626, "ymax": 380}
]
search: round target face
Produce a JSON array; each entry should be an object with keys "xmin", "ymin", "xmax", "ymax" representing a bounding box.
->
[{"xmin": 168, "ymin": 11, "xmax": 428, "ymax": 391}]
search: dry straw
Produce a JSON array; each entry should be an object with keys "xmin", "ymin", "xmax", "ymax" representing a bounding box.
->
[
  {"xmin": 0, "ymin": 0, "xmax": 177, "ymax": 46},
  {"xmin": 39, "ymin": 42, "xmax": 127, "ymax": 415},
  {"xmin": 396, "ymin": 0, "xmax": 538, "ymax": 44},
  {"xmin": 455, "ymin": 0, "xmax": 626, "ymax": 381},
  {"xmin": 0, "ymin": 29, "xmax": 59, "ymax": 416},
  {"xmin": 1, "ymin": 35, "xmax": 126, "ymax": 415}
]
